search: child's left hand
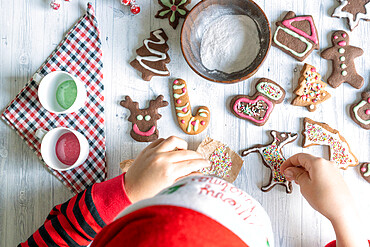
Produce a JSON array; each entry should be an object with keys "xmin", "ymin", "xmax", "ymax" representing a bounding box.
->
[{"xmin": 124, "ymin": 136, "xmax": 210, "ymax": 203}]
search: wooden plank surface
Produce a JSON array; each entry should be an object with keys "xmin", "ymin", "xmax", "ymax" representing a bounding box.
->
[{"xmin": 0, "ymin": 0, "xmax": 369, "ymax": 246}]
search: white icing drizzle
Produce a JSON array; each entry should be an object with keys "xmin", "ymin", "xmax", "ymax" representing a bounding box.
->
[
  {"xmin": 198, "ymin": 109, "xmax": 209, "ymax": 113},
  {"xmin": 175, "ymin": 102, "xmax": 189, "ymax": 110},
  {"xmin": 136, "ymin": 29, "xmax": 169, "ymax": 75}
]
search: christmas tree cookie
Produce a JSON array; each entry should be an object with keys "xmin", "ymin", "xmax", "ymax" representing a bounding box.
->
[
  {"xmin": 321, "ymin": 30, "xmax": 364, "ymax": 89},
  {"xmin": 130, "ymin": 29, "xmax": 171, "ymax": 81},
  {"xmin": 273, "ymin": 11, "xmax": 319, "ymax": 61},
  {"xmin": 291, "ymin": 64, "xmax": 331, "ymax": 112}
]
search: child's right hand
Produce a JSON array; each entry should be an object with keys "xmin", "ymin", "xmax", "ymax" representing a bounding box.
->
[
  {"xmin": 281, "ymin": 153, "xmax": 368, "ymax": 247},
  {"xmin": 124, "ymin": 136, "xmax": 210, "ymax": 204}
]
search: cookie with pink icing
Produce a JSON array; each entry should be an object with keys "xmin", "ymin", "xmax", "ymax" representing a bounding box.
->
[
  {"xmin": 120, "ymin": 95, "xmax": 168, "ymax": 142},
  {"xmin": 172, "ymin": 79, "xmax": 210, "ymax": 135},
  {"xmin": 360, "ymin": 163, "xmax": 370, "ymax": 183},
  {"xmin": 350, "ymin": 91, "xmax": 370, "ymax": 129},
  {"xmin": 230, "ymin": 78, "xmax": 285, "ymax": 126},
  {"xmin": 272, "ymin": 11, "xmax": 319, "ymax": 61}
]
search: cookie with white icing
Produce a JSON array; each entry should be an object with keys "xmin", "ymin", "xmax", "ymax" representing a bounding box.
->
[
  {"xmin": 360, "ymin": 163, "xmax": 370, "ymax": 183},
  {"xmin": 130, "ymin": 29, "xmax": 171, "ymax": 81},
  {"xmin": 172, "ymin": 79, "xmax": 210, "ymax": 135},
  {"xmin": 302, "ymin": 118, "xmax": 359, "ymax": 169},
  {"xmin": 350, "ymin": 91, "xmax": 370, "ymax": 129},
  {"xmin": 332, "ymin": 0, "xmax": 370, "ymax": 31}
]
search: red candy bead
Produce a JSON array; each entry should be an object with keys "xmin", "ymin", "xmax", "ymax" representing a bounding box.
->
[
  {"xmin": 182, "ymin": 108, "xmax": 187, "ymax": 113},
  {"xmin": 181, "ymin": 120, "xmax": 185, "ymax": 124},
  {"xmin": 176, "ymin": 99, "xmax": 181, "ymax": 104},
  {"xmin": 130, "ymin": 4, "xmax": 140, "ymax": 14},
  {"xmin": 342, "ymin": 33, "xmax": 346, "ymax": 38},
  {"xmin": 366, "ymin": 109, "xmax": 370, "ymax": 115},
  {"xmin": 182, "ymin": 88, "xmax": 186, "ymax": 93},
  {"xmin": 174, "ymin": 80, "xmax": 178, "ymax": 84},
  {"xmin": 367, "ymin": 97, "xmax": 370, "ymax": 104},
  {"xmin": 200, "ymin": 121, "xmax": 205, "ymax": 125},
  {"xmin": 334, "ymin": 35, "xmax": 338, "ymax": 39},
  {"xmin": 121, "ymin": 0, "xmax": 131, "ymax": 5},
  {"xmin": 191, "ymin": 121, "xmax": 196, "ymax": 126}
]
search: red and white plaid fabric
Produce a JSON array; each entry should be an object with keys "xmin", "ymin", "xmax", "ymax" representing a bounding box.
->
[{"xmin": 1, "ymin": 3, "xmax": 106, "ymax": 194}]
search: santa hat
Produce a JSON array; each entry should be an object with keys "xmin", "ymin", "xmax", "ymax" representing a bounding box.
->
[{"xmin": 92, "ymin": 176, "xmax": 274, "ymax": 247}]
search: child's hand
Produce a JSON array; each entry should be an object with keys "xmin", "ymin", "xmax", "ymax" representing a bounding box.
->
[
  {"xmin": 124, "ymin": 136, "xmax": 210, "ymax": 203},
  {"xmin": 281, "ymin": 153, "xmax": 368, "ymax": 247}
]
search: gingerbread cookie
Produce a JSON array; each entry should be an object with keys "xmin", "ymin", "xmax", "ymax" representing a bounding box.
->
[
  {"xmin": 172, "ymin": 79, "xmax": 210, "ymax": 135},
  {"xmin": 332, "ymin": 0, "xmax": 370, "ymax": 31},
  {"xmin": 241, "ymin": 131, "xmax": 298, "ymax": 193},
  {"xmin": 350, "ymin": 91, "xmax": 370, "ymax": 129},
  {"xmin": 230, "ymin": 78, "xmax": 285, "ymax": 126},
  {"xmin": 130, "ymin": 29, "xmax": 171, "ymax": 81},
  {"xmin": 120, "ymin": 95, "xmax": 168, "ymax": 142},
  {"xmin": 272, "ymin": 11, "xmax": 319, "ymax": 61},
  {"xmin": 155, "ymin": 0, "xmax": 190, "ymax": 29},
  {"xmin": 321, "ymin": 31, "xmax": 364, "ymax": 89},
  {"xmin": 291, "ymin": 64, "xmax": 331, "ymax": 112},
  {"xmin": 360, "ymin": 163, "xmax": 370, "ymax": 183},
  {"xmin": 302, "ymin": 118, "xmax": 359, "ymax": 169},
  {"xmin": 196, "ymin": 137, "xmax": 244, "ymax": 183}
]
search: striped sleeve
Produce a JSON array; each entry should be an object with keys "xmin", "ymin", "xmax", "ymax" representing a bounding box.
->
[{"xmin": 19, "ymin": 173, "xmax": 132, "ymax": 247}]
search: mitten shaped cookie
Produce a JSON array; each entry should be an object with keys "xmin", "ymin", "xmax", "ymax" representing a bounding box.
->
[
  {"xmin": 272, "ymin": 11, "xmax": 319, "ymax": 61},
  {"xmin": 302, "ymin": 118, "xmax": 359, "ymax": 169},
  {"xmin": 332, "ymin": 0, "xmax": 370, "ymax": 31},
  {"xmin": 155, "ymin": 0, "xmax": 191, "ymax": 29},
  {"xmin": 291, "ymin": 64, "xmax": 331, "ymax": 112},
  {"xmin": 321, "ymin": 30, "xmax": 364, "ymax": 89},
  {"xmin": 230, "ymin": 78, "xmax": 285, "ymax": 126},
  {"xmin": 172, "ymin": 79, "xmax": 210, "ymax": 135},
  {"xmin": 130, "ymin": 29, "xmax": 171, "ymax": 81},
  {"xmin": 241, "ymin": 130, "xmax": 298, "ymax": 193},
  {"xmin": 350, "ymin": 91, "xmax": 370, "ymax": 129},
  {"xmin": 120, "ymin": 95, "xmax": 168, "ymax": 142}
]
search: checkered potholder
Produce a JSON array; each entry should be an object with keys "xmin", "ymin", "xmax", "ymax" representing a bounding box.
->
[{"xmin": 1, "ymin": 3, "xmax": 106, "ymax": 194}]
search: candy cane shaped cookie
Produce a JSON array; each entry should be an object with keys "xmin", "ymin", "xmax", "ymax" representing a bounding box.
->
[{"xmin": 172, "ymin": 79, "xmax": 210, "ymax": 135}]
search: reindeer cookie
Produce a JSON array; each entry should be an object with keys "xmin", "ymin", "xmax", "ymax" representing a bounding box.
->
[
  {"xmin": 302, "ymin": 118, "xmax": 359, "ymax": 169},
  {"xmin": 172, "ymin": 79, "xmax": 210, "ymax": 135},
  {"xmin": 350, "ymin": 91, "xmax": 370, "ymax": 130},
  {"xmin": 230, "ymin": 78, "xmax": 285, "ymax": 126},
  {"xmin": 321, "ymin": 31, "xmax": 364, "ymax": 89},
  {"xmin": 241, "ymin": 131, "xmax": 298, "ymax": 193},
  {"xmin": 120, "ymin": 95, "xmax": 168, "ymax": 142}
]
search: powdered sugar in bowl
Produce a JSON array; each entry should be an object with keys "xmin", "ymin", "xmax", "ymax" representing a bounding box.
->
[{"xmin": 181, "ymin": 0, "xmax": 271, "ymax": 83}]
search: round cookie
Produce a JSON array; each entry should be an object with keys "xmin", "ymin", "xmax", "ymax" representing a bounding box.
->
[{"xmin": 360, "ymin": 163, "xmax": 370, "ymax": 183}]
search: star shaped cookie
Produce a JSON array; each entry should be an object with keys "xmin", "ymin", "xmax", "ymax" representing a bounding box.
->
[{"xmin": 332, "ymin": 0, "xmax": 370, "ymax": 30}]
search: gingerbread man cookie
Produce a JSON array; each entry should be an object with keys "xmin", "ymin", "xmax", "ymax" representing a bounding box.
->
[
  {"xmin": 360, "ymin": 163, "xmax": 370, "ymax": 183},
  {"xmin": 172, "ymin": 79, "xmax": 210, "ymax": 135},
  {"xmin": 273, "ymin": 11, "xmax": 319, "ymax": 61},
  {"xmin": 332, "ymin": 0, "xmax": 370, "ymax": 31},
  {"xmin": 120, "ymin": 95, "xmax": 168, "ymax": 142},
  {"xmin": 291, "ymin": 63, "xmax": 331, "ymax": 112},
  {"xmin": 155, "ymin": 0, "xmax": 191, "ymax": 29},
  {"xmin": 350, "ymin": 91, "xmax": 370, "ymax": 130},
  {"xmin": 302, "ymin": 118, "xmax": 359, "ymax": 169},
  {"xmin": 230, "ymin": 78, "xmax": 286, "ymax": 126},
  {"xmin": 241, "ymin": 131, "xmax": 298, "ymax": 193},
  {"xmin": 130, "ymin": 29, "xmax": 171, "ymax": 81},
  {"xmin": 321, "ymin": 31, "xmax": 364, "ymax": 89}
]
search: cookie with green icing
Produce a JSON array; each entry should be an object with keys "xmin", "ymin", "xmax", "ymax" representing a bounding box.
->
[
  {"xmin": 155, "ymin": 0, "xmax": 191, "ymax": 29},
  {"xmin": 350, "ymin": 91, "xmax": 370, "ymax": 129},
  {"xmin": 272, "ymin": 11, "xmax": 319, "ymax": 61}
]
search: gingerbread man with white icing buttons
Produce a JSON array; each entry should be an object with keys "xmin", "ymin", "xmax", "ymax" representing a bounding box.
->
[{"xmin": 321, "ymin": 30, "xmax": 364, "ymax": 89}]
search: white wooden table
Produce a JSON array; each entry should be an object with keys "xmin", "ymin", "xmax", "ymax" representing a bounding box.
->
[{"xmin": 1, "ymin": 0, "xmax": 369, "ymax": 246}]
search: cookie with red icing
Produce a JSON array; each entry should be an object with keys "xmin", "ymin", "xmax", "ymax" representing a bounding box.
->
[
  {"xmin": 172, "ymin": 79, "xmax": 210, "ymax": 135},
  {"xmin": 120, "ymin": 95, "xmax": 168, "ymax": 142},
  {"xmin": 360, "ymin": 163, "xmax": 370, "ymax": 183},
  {"xmin": 350, "ymin": 91, "xmax": 370, "ymax": 129},
  {"xmin": 302, "ymin": 118, "xmax": 359, "ymax": 169},
  {"xmin": 321, "ymin": 30, "xmax": 364, "ymax": 89},
  {"xmin": 230, "ymin": 78, "xmax": 285, "ymax": 126},
  {"xmin": 272, "ymin": 11, "xmax": 319, "ymax": 61}
]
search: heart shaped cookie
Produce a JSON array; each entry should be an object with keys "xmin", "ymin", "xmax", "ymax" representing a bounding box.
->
[{"xmin": 172, "ymin": 79, "xmax": 210, "ymax": 135}]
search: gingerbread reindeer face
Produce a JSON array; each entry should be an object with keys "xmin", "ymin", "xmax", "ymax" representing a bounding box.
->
[
  {"xmin": 120, "ymin": 95, "xmax": 168, "ymax": 142},
  {"xmin": 351, "ymin": 91, "xmax": 370, "ymax": 130},
  {"xmin": 331, "ymin": 31, "xmax": 349, "ymax": 46}
]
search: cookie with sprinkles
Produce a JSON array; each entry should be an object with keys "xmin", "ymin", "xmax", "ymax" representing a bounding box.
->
[
  {"xmin": 292, "ymin": 63, "xmax": 331, "ymax": 112},
  {"xmin": 359, "ymin": 163, "xmax": 370, "ymax": 183},
  {"xmin": 230, "ymin": 78, "xmax": 286, "ymax": 126},
  {"xmin": 200, "ymin": 145, "xmax": 232, "ymax": 179},
  {"xmin": 302, "ymin": 118, "xmax": 359, "ymax": 169},
  {"xmin": 155, "ymin": 0, "xmax": 191, "ymax": 29},
  {"xmin": 241, "ymin": 130, "xmax": 298, "ymax": 193}
]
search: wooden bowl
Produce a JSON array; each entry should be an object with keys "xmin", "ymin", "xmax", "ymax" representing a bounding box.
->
[{"xmin": 181, "ymin": 0, "xmax": 271, "ymax": 83}]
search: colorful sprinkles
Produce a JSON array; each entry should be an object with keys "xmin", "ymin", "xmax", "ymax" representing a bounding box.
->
[
  {"xmin": 262, "ymin": 143, "xmax": 286, "ymax": 183},
  {"xmin": 201, "ymin": 145, "xmax": 232, "ymax": 178},
  {"xmin": 237, "ymin": 100, "xmax": 268, "ymax": 118}
]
